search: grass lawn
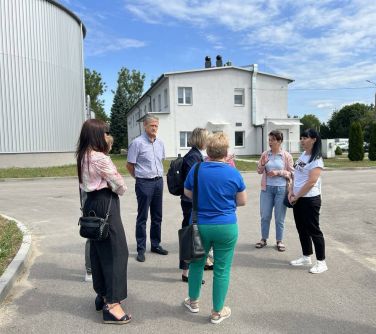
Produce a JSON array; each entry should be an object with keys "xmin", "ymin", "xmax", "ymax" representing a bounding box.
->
[
  {"xmin": 0, "ymin": 217, "xmax": 23, "ymax": 276},
  {"xmin": 0, "ymin": 154, "xmax": 375, "ymax": 179}
]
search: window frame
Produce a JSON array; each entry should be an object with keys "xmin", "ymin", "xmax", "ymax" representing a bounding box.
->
[
  {"xmin": 158, "ymin": 94, "xmax": 162, "ymax": 112},
  {"xmin": 178, "ymin": 87, "xmax": 193, "ymax": 105},
  {"xmin": 234, "ymin": 88, "xmax": 245, "ymax": 106},
  {"xmin": 164, "ymin": 88, "xmax": 168, "ymax": 108},
  {"xmin": 179, "ymin": 131, "xmax": 193, "ymax": 148},
  {"xmin": 234, "ymin": 131, "xmax": 245, "ymax": 147}
]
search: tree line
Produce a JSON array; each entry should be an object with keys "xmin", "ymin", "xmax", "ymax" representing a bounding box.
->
[
  {"xmin": 84, "ymin": 67, "xmax": 145, "ymax": 153},
  {"xmin": 300, "ymin": 103, "xmax": 376, "ymax": 161}
]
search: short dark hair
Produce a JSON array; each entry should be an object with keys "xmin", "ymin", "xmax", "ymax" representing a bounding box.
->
[
  {"xmin": 301, "ymin": 128, "xmax": 322, "ymax": 163},
  {"xmin": 268, "ymin": 130, "xmax": 283, "ymax": 142}
]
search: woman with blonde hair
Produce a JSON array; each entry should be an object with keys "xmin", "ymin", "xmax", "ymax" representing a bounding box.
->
[
  {"xmin": 183, "ymin": 132, "xmax": 247, "ymax": 324},
  {"xmin": 180, "ymin": 128, "xmax": 209, "ymax": 283},
  {"xmin": 76, "ymin": 119, "xmax": 131, "ymax": 324}
]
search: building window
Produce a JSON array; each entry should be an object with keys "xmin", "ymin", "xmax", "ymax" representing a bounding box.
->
[
  {"xmin": 153, "ymin": 98, "xmax": 156, "ymax": 112},
  {"xmin": 158, "ymin": 94, "xmax": 162, "ymax": 112},
  {"xmin": 180, "ymin": 131, "xmax": 192, "ymax": 148},
  {"xmin": 234, "ymin": 88, "xmax": 244, "ymax": 106},
  {"xmin": 235, "ymin": 131, "xmax": 245, "ymax": 147},
  {"xmin": 178, "ymin": 87, "xmax": 192, "ymax": 105},
  {"xmin": 164, "ymin": 88, "xmax": 168, "ymax": 107}
]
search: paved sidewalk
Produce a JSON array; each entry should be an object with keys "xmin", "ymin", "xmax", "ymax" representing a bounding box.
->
[{"xmin": 0, "ymin": 171, "xmax": 375, "ymax": 334}]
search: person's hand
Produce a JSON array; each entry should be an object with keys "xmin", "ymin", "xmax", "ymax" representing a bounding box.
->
[
  {"xmin": 267, "ymin": 170, "xmax": 279, "ymax": 177},
  {"xmin": 260, "ymin": 155, "xmax": 269, "ymax": 167},
  {"xmin": 289, "ymin": 193, "xmax": 298, "ymax": 205}
]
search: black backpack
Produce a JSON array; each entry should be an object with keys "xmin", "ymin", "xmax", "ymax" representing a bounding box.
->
[{"xmin": 167, "ymin": 154, "xmax": 184, "ymax": 196}]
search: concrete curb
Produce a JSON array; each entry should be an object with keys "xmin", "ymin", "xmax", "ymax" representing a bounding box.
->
[{"xmin": 0, "ymin": 214, "xmax": 32, "ymax": 304}]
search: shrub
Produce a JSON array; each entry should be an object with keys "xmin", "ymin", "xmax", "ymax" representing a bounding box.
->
[
  {"xmin": 348, "ymin": 121, "xmax": 364, "ymax": 161},
  {"xmin": 369, "ymin": 123, "xmax": 376, "ymax": 161},
  {"xmin": 335, "ymin": 146, "xmax": 343, "ymax": 155}
]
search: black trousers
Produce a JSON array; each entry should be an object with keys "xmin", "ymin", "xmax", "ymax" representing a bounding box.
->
[
  {"xmin": 84, "ymin": 188, "xmax": 128, "ymax": 303},
  {"xmin": 292, "ymin": 195, "xmax": 325, "ymax": 261},
  {"xmin": 135, "ymin": 177, "xmax": 163, "ymax": 253},
  {"xmin": 180, "ymin": 200, "xmax": 192, "ymax": 270}
]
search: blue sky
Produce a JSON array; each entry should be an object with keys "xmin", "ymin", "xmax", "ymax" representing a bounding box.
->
[{"xmin": 59, "ymin": 0, "xmax": 376, "ymax": 122}]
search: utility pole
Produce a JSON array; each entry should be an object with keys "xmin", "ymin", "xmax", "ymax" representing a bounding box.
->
[{"xmin": 366, "ymin": 80, "xmax": 376, "ymax": 112}]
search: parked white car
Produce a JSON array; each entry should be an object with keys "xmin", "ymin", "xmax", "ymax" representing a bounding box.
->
[{"xmin": 336, "ymin": 142, "xmax": 349, "ymax": 151}]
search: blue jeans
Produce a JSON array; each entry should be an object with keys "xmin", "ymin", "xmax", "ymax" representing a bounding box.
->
[{"xmin": 260, "ymin": 185, "xmax": 287, "ymax": 241}]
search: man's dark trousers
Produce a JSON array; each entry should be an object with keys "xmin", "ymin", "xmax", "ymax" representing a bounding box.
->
[{"xmin": 135, "ymin": 177, "xmax": 163, "ymax": 254}]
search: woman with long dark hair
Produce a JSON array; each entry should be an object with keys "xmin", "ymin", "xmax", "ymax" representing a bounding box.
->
[
  {"xmin": 76, "ymin": 119, "xmax": 131, "ymax": 324},
  {"xmin": 288, "ymin": 128, "xmax": 327, "ymax": 274}
]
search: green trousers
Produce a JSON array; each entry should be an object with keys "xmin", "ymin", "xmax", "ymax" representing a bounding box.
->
[{"xmin": 188, "ymin": 224, "xmax": 238, "ymax": 312}]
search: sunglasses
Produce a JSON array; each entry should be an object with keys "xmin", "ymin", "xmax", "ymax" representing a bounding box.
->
[{"xmin": 105, "ymin": 131, "xmax": 110, "ymax": 135}]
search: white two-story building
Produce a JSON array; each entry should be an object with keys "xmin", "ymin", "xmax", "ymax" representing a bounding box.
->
[{"xmin": 127, "ymin": 59, "xmax": 301, "ymax": 157}]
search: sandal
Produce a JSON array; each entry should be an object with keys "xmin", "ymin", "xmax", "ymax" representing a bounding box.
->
[
  {"xmin": 255, "ymin": 239, "xmax": 267, "ymax": 248},
  {"xmin": 277, "ymin": 241, "xmax": 286, "ymax": 252},
  {"xmin": 211, "ymin": 306, "xmax": 231, "ymax": 324},
  {"xmin": 183, "ymin": 298, "xmax": 199, "ymax": 313},
  {"xmin": 103, "ymin": 304, "xmax": 131, "ymax": 325}
]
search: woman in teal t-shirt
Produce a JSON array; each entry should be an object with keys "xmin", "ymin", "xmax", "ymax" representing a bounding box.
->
[{"xmin": 182, "ymin": 132, "xmax": 247, "ymax": 324}]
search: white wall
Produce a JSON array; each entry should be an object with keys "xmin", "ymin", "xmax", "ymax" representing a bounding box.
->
[{"xmin": 127, "ymin": 67, "xmax": 294, "ymax": 157}]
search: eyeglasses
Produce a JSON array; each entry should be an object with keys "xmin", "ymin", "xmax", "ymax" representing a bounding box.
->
[{"xmin": 105, "ymin": 131, "xmax": 110, "ymax": 135}]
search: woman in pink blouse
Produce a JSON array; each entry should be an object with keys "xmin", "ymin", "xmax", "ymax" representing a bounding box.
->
[{"xmin": 76, "ymin": 119, "xmax": 131, "ymax": 325}]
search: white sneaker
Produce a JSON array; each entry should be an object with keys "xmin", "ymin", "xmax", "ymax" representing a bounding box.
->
[
  {"xmin": 309, "ymin": 260, "xmax": 328, "ymax": 274},
  {"xmin": 290, "ymin": 256, "xmax": 312, "ymax": 266},
  {"xmin": 85, "ymin": 272, "xmax": 92, "ymax": 282}
]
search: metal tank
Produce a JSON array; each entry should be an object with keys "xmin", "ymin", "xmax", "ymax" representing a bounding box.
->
[{"xmin": 0, "ymin": 0, "xmax": 86, "ymax": 167}]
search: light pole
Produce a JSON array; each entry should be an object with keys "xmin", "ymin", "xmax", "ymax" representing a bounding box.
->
[{"xmin": 366, "ymin": 80, "xmax": 376, "ymax": 112}]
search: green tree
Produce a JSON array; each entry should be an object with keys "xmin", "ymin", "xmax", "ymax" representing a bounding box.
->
[
  {"xmin": 327, "ymin": 103, "xmax": 373, "ymax": 139},
  {"xmin": 348, "ymin": 121, "xmax": 364, "ymax": 161},
  {"xmin": 300, "ymin": 114, "xmax": 321, "ymax": 133},
  {"xmin": 320, "ymin": 122, "xmax": 332, "ymax": 139},
  {"xmin": 368, "ymin": 122, "xmax": 376, "ymax": 161},
  {"xmin": 84, "ymin": 68, "xmax": 108, "ymax": 122},
  {"xmin": 110, "ymin": 67, "xmax": 145, "ymax": 153}
]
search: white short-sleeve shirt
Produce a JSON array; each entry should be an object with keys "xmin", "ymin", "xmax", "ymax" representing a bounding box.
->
[{"xmin": 293, "ymin": 152, "xmax": 324, "ymax": 197}]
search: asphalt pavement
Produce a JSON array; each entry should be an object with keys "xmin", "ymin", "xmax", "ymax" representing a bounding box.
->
[{"xmin": 0, "ymin": 170, "xmax": 375, "ymax": 334}]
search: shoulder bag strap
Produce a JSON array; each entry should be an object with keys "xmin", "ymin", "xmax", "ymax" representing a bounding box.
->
[
  {"xmin": 104, "ymin": 194, "xmax": 113, "ymax": 222},
  {"xmin": 191, "ymin": 162, "xmax": 201, "ymax": 225}
]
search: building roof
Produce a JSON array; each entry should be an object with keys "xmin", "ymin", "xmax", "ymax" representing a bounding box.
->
[
  {"xmin": 47, "ymin": 0, "xmax": 86, "ymax": 37},
  {"xmin": 164, "ymin": 65, "xmax": 294, "ymax": 82},
  {"xmin": 127, "ymin": 65, "xmax": 294, "ymax": 115}
]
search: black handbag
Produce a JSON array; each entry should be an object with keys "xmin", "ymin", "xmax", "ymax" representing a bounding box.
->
[
  {"xmin": 283, "ymin": 193, "xmax": 294, "ymax": 208},
  {"xmin": 78, "ymin": 194, "xmax": 112, "ymax": 241},
  {"xmin": 178, "ymin": 163, "xmax": 205, "ymax": 263}
]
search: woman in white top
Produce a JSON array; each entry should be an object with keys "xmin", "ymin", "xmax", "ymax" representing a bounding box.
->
[{"xmin": 288, "ymin": 129, "xmax": 327, "ymax": 274}]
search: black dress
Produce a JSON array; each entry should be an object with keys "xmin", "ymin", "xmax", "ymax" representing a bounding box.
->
[{"xmin": 84, "ymin": 188, "xmax": 128, "ymax": 303}]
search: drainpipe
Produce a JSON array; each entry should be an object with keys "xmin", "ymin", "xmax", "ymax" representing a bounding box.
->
[{"xmin": 250, "ymin": 64, "xmax": 258, "ymax": 126}]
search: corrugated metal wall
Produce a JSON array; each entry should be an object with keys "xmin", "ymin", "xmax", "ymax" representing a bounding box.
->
[{"xmin": 0, "ymin": 0, "xmax": 85, "ymax": 153}]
